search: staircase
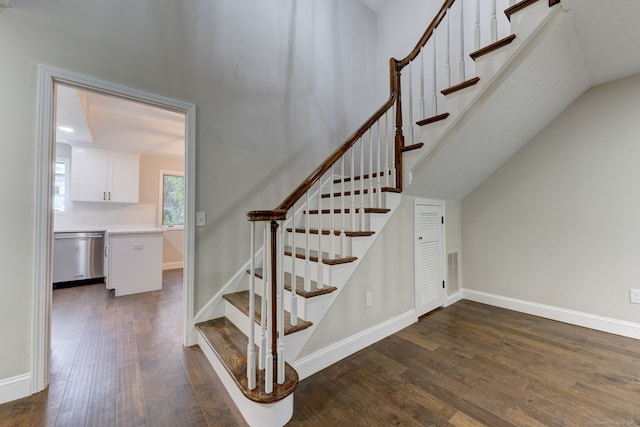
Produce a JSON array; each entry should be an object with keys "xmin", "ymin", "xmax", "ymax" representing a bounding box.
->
[{"xmin": 194, "ymin": 0, "xmax": 563, "ymax": 425}]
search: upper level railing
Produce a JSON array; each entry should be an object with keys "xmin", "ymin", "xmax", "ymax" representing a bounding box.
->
[{"xmin": 244, "ymin": 0, "xmax": 530, "ymax": 394}]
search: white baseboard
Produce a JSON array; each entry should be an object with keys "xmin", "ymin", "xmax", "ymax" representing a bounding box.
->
[
  {"xmin": 292, "ymin": 310, "xmax": 417, "ymax": 380},
  {"xmin": 445, "ymin": 290, "xmax": 464, "ymax": 307},
  {"xmin": 0, "ymin": 373, "xmax": 31, "ymax": 405},
  {"xmin": 463, "ymin": 289, "xmax": 640, "ymax": 340},
  {"xmin": 162, "ymin": 261, "xmax": 184, "ymax": 270}
]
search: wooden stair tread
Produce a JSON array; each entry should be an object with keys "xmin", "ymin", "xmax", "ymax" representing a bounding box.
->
[
  {"xmin": 287, "ymin": 227, "xmax": 375, "ymax": 237},
  {"xmin": 321, "ymin": 187, "xmax": 401, "ymax": 198},
  {"xmin": 505, "ymin": 0, "xmax": 557, "ymax": 21},
  {"xmin": 470, "ymin": 34, "xmax": 516, "ymax": 61},
  {"xmin": 195, "ymin": 317, "xmax": 298, "ymax": 403},
  {"xmin": 305, "ymin": 208, "xmax": 391, "ymax": 215},
  {"xmin": 400, "ymin": 142, "xmax": 424, "ymax": 153},
  {"xmin": 441, "ymin": 77, "xmax": 480, "ymax": 96},
  {"xmin": 252, "ymin": 268, "xmax": 337, "ymax": 298},
  {"xmin": 284, "ymin": 246, "xmax": 357, "ymax": 265},
  {"xmin": 223, "ymin": 291, "xmax": 313, "ymax": 335},
  {"xmin": 416, "ymin": 113, "xmax": 450, "ymax": 126}
]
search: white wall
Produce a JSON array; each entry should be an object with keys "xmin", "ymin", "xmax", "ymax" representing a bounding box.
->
[
  {"xmin": 462, "ymin": 73, "xmax": 640, "ymax": 324},
  {"xmin": 0, "ymin": 0, "xmax": 376, "ymax": 385}
]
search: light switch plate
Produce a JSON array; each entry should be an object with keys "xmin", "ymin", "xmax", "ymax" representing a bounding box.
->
[{"xmin": 196, "ymin": 211, "xmax": 206, "ymax": 227}]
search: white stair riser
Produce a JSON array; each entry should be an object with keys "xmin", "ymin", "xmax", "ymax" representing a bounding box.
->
[
  {"xmin": 287, "ymin": 232, "xmax": 350, "ymax": 258},
  {"xmin": 223, "ymin": 300, "xmax": 309, "ymax": 363},
  {"xmin": 510, "ymin": 0, "xmax": 555, "ymax": 40},
  {"xmin": 319, "ymin": 192, "xmax": 388, "ymax": 210},
  {"xmin": 283, "ymin": 255, "xmax": 332, "ymax": 285},
  {"xmin": 253, "ymin": 277, "xmax": 309, "ymax": 321},
  {"xmin": 302, "ymin": 211, "xmax": 388, "ymax": 231}
]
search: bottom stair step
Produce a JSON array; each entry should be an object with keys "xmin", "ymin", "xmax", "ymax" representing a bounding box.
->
[
  {"xmin": 224, "ymin": 291, "xmax": 313, "ymax": 335},
  {"xmin": 195, "ymin": 317, "xmax": 298, "ymax": 403}
]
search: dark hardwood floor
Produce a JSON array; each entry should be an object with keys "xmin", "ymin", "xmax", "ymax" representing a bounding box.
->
[
  {"xmin": 1, "ymin": 276, "xmax": 638, "ymax": 426},
  {"xmin": 0, "ymin": 270, "xmax": 245, "ymax": 427}
]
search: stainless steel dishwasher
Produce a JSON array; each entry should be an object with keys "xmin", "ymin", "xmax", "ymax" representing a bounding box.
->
[{"xmin": 53, "ymin": 232, "xmax": 105, "ymax": 284}]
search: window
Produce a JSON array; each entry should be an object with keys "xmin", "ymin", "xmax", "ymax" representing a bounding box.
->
[
  {"xmin": 160, "ymin": 171, "xmax": 185, "ymax": 227},
  {"xmin": 54, "ymin": 158, "xmax": 70, "ymax": 213}
]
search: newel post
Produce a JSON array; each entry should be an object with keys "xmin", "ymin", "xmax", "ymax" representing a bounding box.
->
[
  {"xmin": 392, "ymin": 59, "xmax": 405, "ymax": 190},
  {"xmin": 269, "ymin": 219, "xmax": 279, "ymax": 376}
]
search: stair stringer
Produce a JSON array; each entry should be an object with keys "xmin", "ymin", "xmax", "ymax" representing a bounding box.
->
[{"xmin": 403, "ymin": 0, "xmax": 563, "ymax": 185}]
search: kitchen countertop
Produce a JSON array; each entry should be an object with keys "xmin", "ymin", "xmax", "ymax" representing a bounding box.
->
[{"xmin": 54, "ymin": 226, "xmax": 163, "ymax": 234}]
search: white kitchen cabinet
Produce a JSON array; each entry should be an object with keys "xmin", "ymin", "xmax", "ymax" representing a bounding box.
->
[
  {"xmin": 106, "ymin": 230, "xmax": 163, "ymax": 296},
  {"xmin": 71, "ymin": 147, "xmax": 139, "ymax": 203}
]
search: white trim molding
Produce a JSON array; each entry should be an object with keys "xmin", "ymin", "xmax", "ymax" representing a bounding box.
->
[
  {"xmin": 34, "ymin": 65, "xmax": 198, "ymax": 394},
  {"xmin": 0, "ymin": 374, "xmax": 31, "ymax": 405},
  {"xmin": 162, "ymin": 261, "xmax": 184, "ymax": 271},
  {"xmin": 463, "ymin": 290, "xmax": 640, "ymax": 340},
  {"xmin": 292, "ymin": 310, "xmax": 417, "ymax": 380}
]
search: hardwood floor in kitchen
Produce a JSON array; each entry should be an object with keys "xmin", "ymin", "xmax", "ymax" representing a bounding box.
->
[
  {"xmin": 0, "ymin": 270, "xmax": 245, "ymax": 427},
  {"xmin": 1, "ymin": 274, "xmax": 639, "ymax": 426}
]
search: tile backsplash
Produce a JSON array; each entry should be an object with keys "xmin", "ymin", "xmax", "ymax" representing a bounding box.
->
[{"xmin": 55, "ymin": 202, "xmax": 156, "ymax": 230}]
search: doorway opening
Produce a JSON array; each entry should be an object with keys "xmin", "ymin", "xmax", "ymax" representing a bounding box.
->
[{"xmin": 34, "ymin": 65, "xmax": 197, "ymax": 393}]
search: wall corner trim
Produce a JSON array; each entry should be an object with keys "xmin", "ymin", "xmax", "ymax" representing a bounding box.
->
[
  {"xmin": 462, "ymin": 289, "xmax": 640, "ymax": 340},
  {"xmin": 292, "ymin": 310, "xmax": 417, "ymax": 380},
  {"xmin": 0, "ymin": 373, "xmax": 31, "ymax": 405}
]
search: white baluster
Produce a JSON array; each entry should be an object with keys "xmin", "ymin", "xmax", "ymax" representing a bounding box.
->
[
  {"xmin": 247, "ymin": 222, "xmax": 256, "ymax": 390},
  {"xmin": 340, "ymin": 156, "xmax": 347, "ymax": 256},
  {"xmin": 351, "ymin": 145, "xmax": 356, "ymax": 231},
  {"xmin": 277, "ymin": 221, "xmax": 285, "ymax": 384},
  {"xmin": 475, "ymin": 0, "xmax": 481, "ymax": 51},
  {"xmin": 384, "ymin": 111, "xmax": 391, "ymax": 188},
  {"xmin": 317, "ymin": 180, "xmax": 324, "ymax": 289},
  {"xmin": 420, "ymin": 47, "xmax": 426, "ymax": 120},
  {"xmin": 329, "ymin": 166, "xmax": 336, "ymax": 260},
  {"xmin": 290, "ymin": 205, "xmax": 297, "ymax": 327},
  {"xmin": 408, "ymin": 61, "xmax": 414, "ymax": 146},
  {"xmin": 491, "ymin": 0, "xmax": 497, "ymax": 43},
  {"xmin": 304, "ymin": 191, "xmax": 311, "ymax": 293},
  {"xmin": 369, "ymin": 128, "xmax": 374, "ymax": 210},
  {"xmin": 359, "ymin": 138, "xmax": 365, "ymax": 231},
  {"xmin": 459, "ymin": 0, "xmax": 465, "ymax": 82},
  {"xmin": 445, "ymin": 11, "xmax": 451, "ymax": 87},
  {"xmin": 432, "ymin": 33, "xmax": 438, "ymax": 115},
  {"xmin": 376, "ymin": 120, "xmax": 382, "ymax": 209},
  {"xmin": 259, "ymin": 223, "xmax": 268, "ymax": 371}
]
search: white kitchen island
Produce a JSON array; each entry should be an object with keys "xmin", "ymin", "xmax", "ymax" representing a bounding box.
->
[{"xmin": 106, "ymin": 228, "xmax": 163, "ymax": 296}]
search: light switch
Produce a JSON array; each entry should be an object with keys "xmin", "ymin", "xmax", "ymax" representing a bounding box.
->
[{"xmin": 196, "ymin": 211, "xmax": 207, "ymax": 227}]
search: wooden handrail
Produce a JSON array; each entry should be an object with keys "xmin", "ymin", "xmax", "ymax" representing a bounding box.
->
[
  {"xmin": 396, "ymin": 0, "xmax": 456, "ymax": 70},
  {"xmin": 247, "ymin": 0, "xmax": 459, "ymax": 219}
]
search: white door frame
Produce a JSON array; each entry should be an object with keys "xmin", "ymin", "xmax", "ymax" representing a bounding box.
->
[
  {"xmin": 33, "ymin": 65, "xmax": 197, "ymax": 393},
  {"xmin": 414, "ymin": 198, "xmax": 447, "ymax": 316}
]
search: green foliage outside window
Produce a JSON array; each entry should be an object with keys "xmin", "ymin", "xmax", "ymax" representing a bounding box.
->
[{"xmin": 163, "ymin": 174, "xmax": 185, "ymax": 226}]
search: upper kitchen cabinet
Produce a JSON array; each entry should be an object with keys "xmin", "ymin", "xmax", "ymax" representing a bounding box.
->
[{"xmin": 71, "ymin": 147, "xmax": 139, "ymax": 203}]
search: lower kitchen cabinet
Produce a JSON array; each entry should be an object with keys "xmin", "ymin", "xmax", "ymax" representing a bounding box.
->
[{"xmin": 106, "ymin": 230, "xmax": 163, "ymax": 296}]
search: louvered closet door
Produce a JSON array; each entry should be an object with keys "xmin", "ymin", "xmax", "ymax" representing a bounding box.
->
[{"xmin": 414, "ymin": 202, "xmax": 445, "ymax": 317}]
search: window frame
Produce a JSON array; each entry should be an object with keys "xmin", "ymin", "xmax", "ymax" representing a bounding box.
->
[
  {"xmin": 159, "ymin": 169, "xmax": 185, "ymax": 230},
  {"xmin": 54, "ymin": 157, "xmax": 70, "ymax": 214}
]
